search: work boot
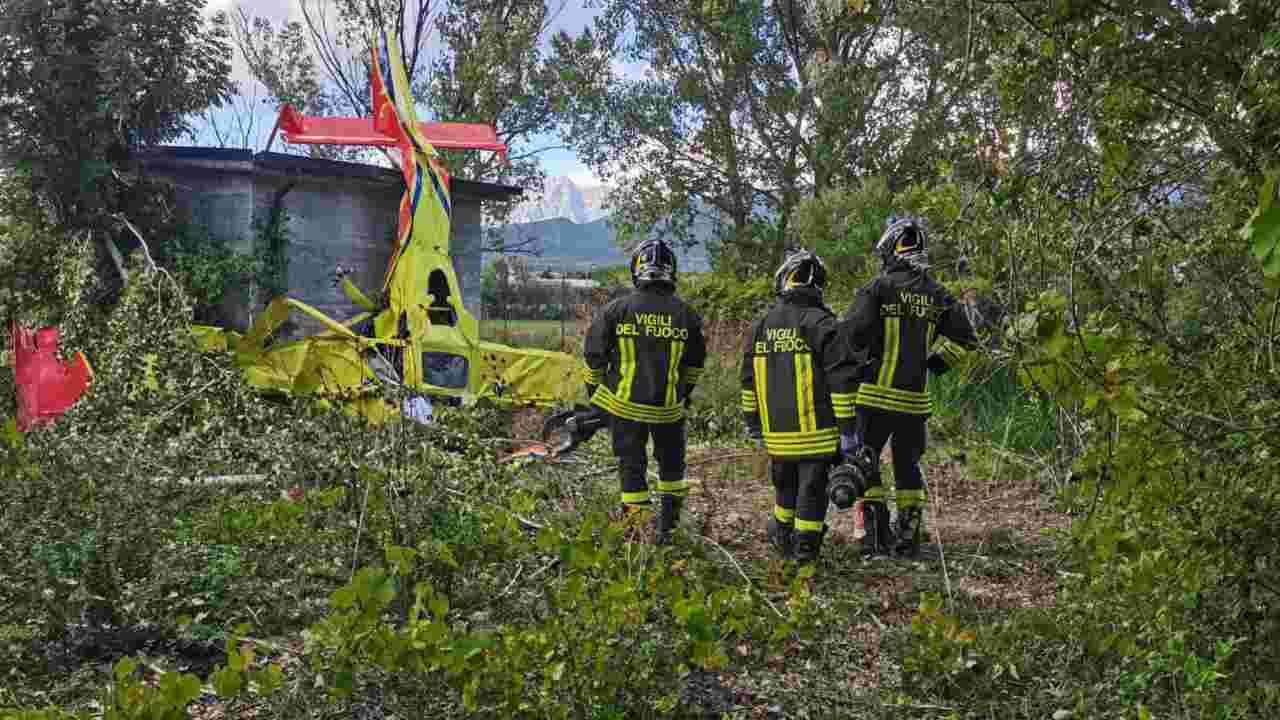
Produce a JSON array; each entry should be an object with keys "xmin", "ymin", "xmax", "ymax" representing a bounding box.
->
[
  {"xmin": 861, "ymin": 501, "xmax": 892, "ymax": 559},
  {"xmin": 893, "ymin": 506, "xmax": 924, "ymax": 557},
  {"xmin": 654, "ymin": 494, "xmax": 683, "ymax": 545},
  {"xmin": 794, "ymin": 528, "xmax": 825, "ymax": 564},
  {"xmin": 767, "ymin": 517, "xmax": 794, "ymax": 559}
]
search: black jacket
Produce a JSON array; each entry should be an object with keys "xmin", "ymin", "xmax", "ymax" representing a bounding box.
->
[
  {"xmin": 740, "ymin": 289, "xmax": 862, "ymax": 459},
  {"xmin": 584, "ymin": 286, "xmax": 707, "ymax": 423},
  {"xmin": 842, "ymin": 266, "xmax": 978, "ymax": 416}
]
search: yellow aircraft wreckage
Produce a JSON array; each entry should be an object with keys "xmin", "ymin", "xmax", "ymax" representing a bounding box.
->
[{"xmin": 192, "ymin": 31, "xmax": 586, "ymax": 427}]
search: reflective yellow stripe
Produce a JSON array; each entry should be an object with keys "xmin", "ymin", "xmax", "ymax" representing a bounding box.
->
[
  {"xmin": 774, "ymin": 506, "xmax": 795, "ymax": 523},
  {"xmin": 657, "ymin": 479, "xmax": 689, "ymax": 495},
  {"xmin": 859, "ymin": 383, "xmax": 930, "ymax": 403},
  {"xmin": 831, "ymin": 391, "xmax": 857, "ymax": 419},
  {"xmin": 896, "ymin": 488, "xmax": 927, "ymax": 508},
  {"xmin": 617, "ymin": 337, "xmax": 637, "ymax": 401},
  {"xmin": 795, "ymin": 519, "xmax": 825, "ymax": 532},
  {"xmin": 855, "ymin": 383, "xmax": 932, "ymax": 415},
  {"xmin": 592, "ymin": 386, "xmax": 684, "ymax": 423},
  {"xmin": 665, "ymin": 340, "xmax": 685, "ymax": 406},
  {"xmin": 621, "ymin": 491, "xmax": 651, "ymax": 505},
  {"xmin": 762, "ymin": 426, "xmax": 840, "ymax": 457},
  {"xmin": 794, "ymin": 352, "xmax": 816, "ymax": 433},
  {"xmin": 754, "ymin": 356, "xmax": 770, "ymax": 433},
  {"xmin": 763, "ymin": 427, "xmax": 841, "ymax": 443},
  {"xmin": 878, "ymin": 317, "xmax": 901, "ymax": 387}
]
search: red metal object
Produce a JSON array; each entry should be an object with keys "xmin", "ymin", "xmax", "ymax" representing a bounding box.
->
[
  {"xmin": 8, "ymin": 321, "xmax": 92, "ymax": 432},
  {"xmin": 274, "ymin": 104, "xmax": 509, "ymax": 164}
]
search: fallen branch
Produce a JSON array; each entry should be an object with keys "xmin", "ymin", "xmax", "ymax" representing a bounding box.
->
[
  {"xmin": 114, "ymin": 214, "xmax": 159, "ymax": 273},
  {"xmin": 695, "ymin": 533, "xmax": 783, "ymax": 619}
]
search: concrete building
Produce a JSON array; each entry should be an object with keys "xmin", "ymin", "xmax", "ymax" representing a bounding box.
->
[{"xmin": 138, "ymin": 146, "xmax": 522, "ymax": 336}]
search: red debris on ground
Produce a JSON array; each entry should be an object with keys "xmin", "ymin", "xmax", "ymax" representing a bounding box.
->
[{"xmin": 8, "ymin": 321, "xmax": 92, "ymax": 432}]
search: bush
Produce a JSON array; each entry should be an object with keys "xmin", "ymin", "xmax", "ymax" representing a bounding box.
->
[{"xmin": 931, "ymin": 365, "xmax": 1057, "ymax": 452}]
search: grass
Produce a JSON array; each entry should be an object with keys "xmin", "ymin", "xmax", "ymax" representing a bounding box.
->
[
  {"xmin": 480, "ymin": 318, "xmax": 582, "ymax": 351},
  {"xmin": 930, "ymin": 365, "xmax": 1057, "ymax": 452}
]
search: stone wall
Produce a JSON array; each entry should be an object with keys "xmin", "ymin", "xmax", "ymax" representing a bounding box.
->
[{"xmin": 139, "ymin": 147, "xmax": 519, "ymax": 335}]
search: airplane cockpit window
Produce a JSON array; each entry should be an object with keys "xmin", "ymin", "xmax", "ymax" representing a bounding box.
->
[
  {"xmin": 423, "ymin": 352, "xmax": 468, "ymax": 389},
  {"xmin": 427, "ymin": 270, "xmax": 457, "ymax": 326}
]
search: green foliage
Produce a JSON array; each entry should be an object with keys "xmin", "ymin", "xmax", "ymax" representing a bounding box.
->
[
  {"xmin": 680, "ymin": 273, "xmax": 773, "ymax": 324},
  {"xmin": 903, "ymin": 593, "xmax": 980, "ymax": 695},
  {"xmin": 559, "ymin": 0, "xmax": 987, "ymax": 256},
  {"xmin": 252, "ymin": 208, "xmax": 291, "ymax": 301},
  {"xmin": 307, "ymin": 519, "xmax": 813, "ymax": 716},
  {"xmin": 1243, "ymin": 171, "xmax": 1280, "ymax": 277},
  {"xmin": 589, "ymin": 264, "xmax": 629, "ymax": 289},
  {"xmin": 0, "ymin": 180, "xmax": 101, "ymax": 331},
  {"xmin": 789, "ymin": 177, "xmax": 893, "ymax": 295},
  {"xmin": 685, "ymin": 347, "xmax": 750, "ymax": 444},
  {"xmin": 424, "ymin": 0, "xmax": 592, "ymax": 223},
  {"xmin": 931, "ymin": 366, "xmax": 1057, "ymax": 452},
  {"xmin": 153, "ymin": 223, "xmax": 255, "ymax": 321},
  {"xmin": 0, "ymin": 0, "xmax": 231, "ymax": 234}
]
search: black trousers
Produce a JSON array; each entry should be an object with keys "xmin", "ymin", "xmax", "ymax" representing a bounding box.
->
[
  {"xmin": 770, "ymin": 459, "xmax": 832, "ymax": 533},
  {"xmin": 611, "ymin": 416, "xmax": 688, "ymax": 507},
  {"xmin": 857, "ymin": 406, "xmax": 928, "ymax": 511}
]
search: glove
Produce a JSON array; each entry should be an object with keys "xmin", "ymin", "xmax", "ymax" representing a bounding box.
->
[
  {"xmin": 841, "ymin": 432, "xmax": 858, "ymax": 457},
  {"xmin": 926, "ymin": 353, "xmax": 949, "ymax": 376}
]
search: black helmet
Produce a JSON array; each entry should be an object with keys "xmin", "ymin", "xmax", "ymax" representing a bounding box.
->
[
  {"xmin": 631, "ymin": 239, "xmax": 678, "ymax": 287},
  {"xmin": 876, "ymin": 214, "xmax": 930, "ymax": 271},
  {"xmin": 773, "ymin": 248, "xmax": 828, "ymax": 296}
]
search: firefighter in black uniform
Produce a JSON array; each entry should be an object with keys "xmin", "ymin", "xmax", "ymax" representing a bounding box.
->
[
  {"xmin": 842, "ymin": 215, "xmax": 978, "ymax": 558},
  {"xmin": 583, "ymin": 239, "xmax": 707, "ymax": 544},
  {"xmin": 741, "ymin": 250, "xmax": 861, "ymax": 563}
]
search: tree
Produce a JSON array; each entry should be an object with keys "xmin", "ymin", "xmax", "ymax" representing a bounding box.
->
[
  {"xmin": 0, "ymin": 0, "xmax": 233, "ymax": 319},
  {"xmin": 556, "ymin": 0, "xmax": 994, "ymax": 272},
  {"xmin": 230, "ymin": 0, "xmax": 592, "ymax": 239},
  {"xmin": 427, "ymin": 0, "xmax": 580, "ymax": 217}
]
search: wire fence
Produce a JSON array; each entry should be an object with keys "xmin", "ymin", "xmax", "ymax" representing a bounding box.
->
[{"xmin": 480, "ymin": 261, "xmax": 626, "ymax": 353}]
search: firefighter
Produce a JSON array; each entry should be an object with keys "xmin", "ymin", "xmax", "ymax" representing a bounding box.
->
[
  {"xmin": 842, "ymin": 215, "xmax": 978, "ymax": 558},
  {"xmin": 741, "ymin": 249, "xmax": 861, "ymax": 563},
  {"xmin": 583, "ymin": 239, "xmax": 707, "ymax": 544}
]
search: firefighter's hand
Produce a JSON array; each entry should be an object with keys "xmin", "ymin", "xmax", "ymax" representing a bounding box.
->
[{"xmin": 840, "ymin": 433, "xmax": 857, "ymax": 456}]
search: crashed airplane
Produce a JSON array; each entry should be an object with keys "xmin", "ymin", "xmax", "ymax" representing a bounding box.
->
[{"xmin": 9, "ymin": 31, "xmax": 587, "ymax": 431}]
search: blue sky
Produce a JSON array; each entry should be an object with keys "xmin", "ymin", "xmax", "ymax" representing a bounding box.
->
[{"xmin": 198, "ymin": 0, "xmax": 609, "ymax": 185}]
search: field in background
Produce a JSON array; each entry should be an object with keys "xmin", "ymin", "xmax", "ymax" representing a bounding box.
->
[{"xmin": 480, "ymin": 318, "xmax": 585, "ymax": 353}]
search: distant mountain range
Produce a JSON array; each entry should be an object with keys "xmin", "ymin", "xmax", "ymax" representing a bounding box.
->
[
  {"xmin": 508, "ymin": 175, "xmax": 611, "ymax": 225},
  {"xmin": 496, "ymin": 176, "xmax": 714, "ymax": 272}
]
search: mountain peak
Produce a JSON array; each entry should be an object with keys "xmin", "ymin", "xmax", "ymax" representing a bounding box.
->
[{"xmin": 510, "ymin": 175, "xmax": 611, "ymax": 224}]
